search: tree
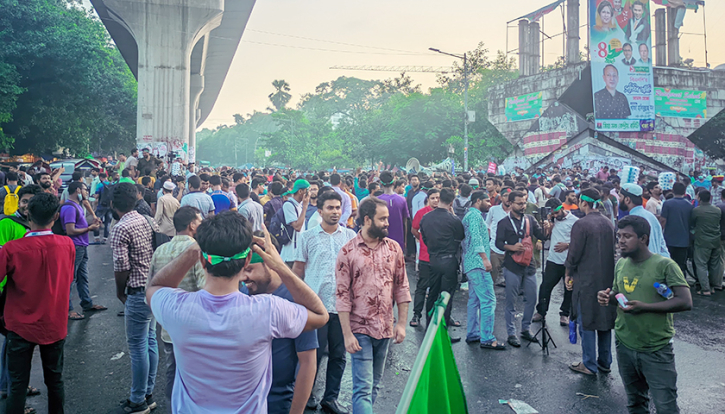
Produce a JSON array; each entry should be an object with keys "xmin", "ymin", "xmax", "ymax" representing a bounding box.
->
[
  {"xmin": 268, "ymin": 79, "xmax": 291, "ymax": 111},
  {"xmin": 0, "ymin": 0, "xmax": 137, "ymax": 155}
]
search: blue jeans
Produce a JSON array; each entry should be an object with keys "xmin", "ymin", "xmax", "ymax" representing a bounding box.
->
[
  {"xmin": 125, "ymin": 291, "xmax": 158, "ymax": 404},
  {"xmin": 577, "ymin": 304, "xmax": 612, "ymax": 373},
  {"xmin": 95, "ymin": 207, "xmax": 113, "ymax": 239},
  {"xmin": 69, "ymin": 245, "xmax": 93, "ymax": 312},
  {"xmin": 466, "ymin": 269, "xmax": 496, "ymax": 343},
  {"xmin": 0, "ymin": 336, "xmax": 7, "ymax": 394},
  {"xmin": 350, "ymin": 334, "xmax": 391, "ymax": 414}
]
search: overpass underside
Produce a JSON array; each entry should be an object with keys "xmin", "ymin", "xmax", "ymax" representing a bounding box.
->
[{"xmin": 91, "ymin": 0, "xmax": 256, "ymax": 162}]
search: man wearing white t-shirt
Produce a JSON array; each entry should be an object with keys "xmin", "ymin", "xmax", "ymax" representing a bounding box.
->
[
  {"xmin": 146, "ymin": 212, "xmax": 328, "ymax": 414},
  {"xmin": 280, "ymin": 180, "xmax": 310, "ymax": 267},
  {"xmin": 486, "ymin": 188, "xmax": 512, "ymax": 287}
]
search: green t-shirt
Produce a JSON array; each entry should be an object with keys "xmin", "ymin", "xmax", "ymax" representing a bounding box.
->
[
  {"xmin": 613, "ymin": 254, "xmax": 689, "ymax": 353},
  {"xmin": 119, "ymin": 177, "xmax": 135, "ymax": 184},
  {"xmin": 0, "ymin": 216, "xmax": 28, "ymax": 246}
]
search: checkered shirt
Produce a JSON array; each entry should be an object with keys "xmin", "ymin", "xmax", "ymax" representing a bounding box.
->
[{"xmin": 110, "ymin": 210, "xmax": 154, "ymax": 288}]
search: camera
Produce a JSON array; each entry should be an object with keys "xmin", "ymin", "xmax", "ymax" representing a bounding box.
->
[{"xmin": 540, "ymin": 206, "xmax": 551, "ymax": 218}]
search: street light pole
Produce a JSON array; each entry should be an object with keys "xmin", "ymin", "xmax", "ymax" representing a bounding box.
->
[{"xmin": 429, "ymin": 47, "xmax": 469, "ymax": 171}]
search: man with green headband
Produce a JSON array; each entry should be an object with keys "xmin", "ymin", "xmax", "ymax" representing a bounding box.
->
[
  {"xmin": 145, "ymin": 212, "xmax": 328, "ymax": 414},
  {"xmin": 532, "ymin": 198, "xmax": 577, "ymax": 327},
  {"xmin": 278, "ymin": 179, "xmax": 310, "ymax": 267},
  {"xmin": 565, "ymin": 188, "xmax": 616, "ymax": 376}
]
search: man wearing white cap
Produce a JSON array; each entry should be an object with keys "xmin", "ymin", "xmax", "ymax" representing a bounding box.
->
[
  {"xmin": 619, "ymin": 184, "xmax": 670, "ymax": 259},
  {"xmin": 155, "ymin": 180, "xmax": 181, "ymax": 237},
  {"xmin": 469, "ymin": 178, "xmax": 480, "ymax": 190}
]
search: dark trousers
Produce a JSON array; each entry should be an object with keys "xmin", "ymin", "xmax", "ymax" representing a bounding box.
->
[
  {"xmin": 314, "ymin": 313, "xmax": 346, "ymax": 403},
  {"xmin": 616, "ymin": 341, "xmax": 680, "ymax": 414},
  {"xmin": 426, "ymin": 255, "xmax": 458, "ymax": 326},
  {"xmin": 536, "ymin": 261, "xmax": 572, "ymax": 317},
  {"xmin": 412, "ymin": 261, "xmax": 431, "ymax": 318},
  {"xmin": 405, "ymin": 220, "xmax": 416, "ymax": 257},
  {"xmin": 94, "ymin": 207, "xmax": 113, "ymax": 239},
  {"xmin": 164, "ymin": 342, "xmax": 175, "ymax": 404},
  {"xmin": 668, "ymin": 246, "xmax": 689, "ymax": 279},
  {"xmin": 6, "ymin": 332, "xmax": 65, "ymax": 414}
]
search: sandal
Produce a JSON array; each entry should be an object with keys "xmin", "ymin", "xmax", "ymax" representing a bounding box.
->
[
  {"xmin": 409, "ymin": 315, "xmax": 420, "ymax": 327},
  {"xmin": 83, "ymin": 304, "xmax": 107, "ymax": 312},
  {"xmin": 696, "ymin": 291, "xmax": 712, "ymax": 296},
  {"xmin": 569, "ymin": 362, "xmax": 595, "ymax": 376},
  {"xmin": 480, "ymin": 340, "xmax": 506, "ymax": 350},
  {"xmin": 449, "ymin": 320, "xmax": 461, "ymax": 327},
  {"xmin": 27, "ymin": 386, "xmax": 41, "ymax": 396},
  {"xmin": 25, "ymin": 406, "xmax": 37, "ymax": 414},
  {"xmin": 68, "ymin": 311, "xmax": 84, "ymax": 320}
]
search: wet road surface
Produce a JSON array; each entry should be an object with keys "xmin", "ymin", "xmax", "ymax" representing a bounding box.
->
[{"xmin": 4, "ymin": 244, "xmax": 725, "ymax": 413}]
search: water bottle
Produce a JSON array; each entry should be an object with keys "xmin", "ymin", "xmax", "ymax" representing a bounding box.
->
[
  {"xmin": 569, "ymin": 320, "xmax": 577, "ymax": 344},
  {"xmin": 654, "ymin": 282, "xmax": 673, "ymax": 299}
]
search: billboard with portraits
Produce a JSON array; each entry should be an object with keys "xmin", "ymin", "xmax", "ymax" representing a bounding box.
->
[{"xmin": 590, "ymin": 0, "xmax": 655, "ymax": 132}]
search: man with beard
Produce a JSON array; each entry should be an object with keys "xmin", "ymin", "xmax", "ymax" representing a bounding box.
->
[
  {"xmin": 496, "ymin": 191, "xmax": 550, "ymax": 347},
  {"xmin": 599, "ymin": 215, "xmax": 691, "ymax": 413},
  {"xmin": 294, "ymin": 190, "xmax": 355, "ymax": 414},
  {"xmin": 565, "ymin": 188, "xmax": 617, "ymax": 376},
  {"xmin": 486, "ymin": 187, "xmax": 512, "ymax": 287},
  {"xmin": 35, "ymin": 172, "xmax": 55, "ymax": 195},
  {"xmin": 532, "ymin": 198, "xmax": 577, "ymax": 326},
  {"xmin": 244, "ymin": 232, "xmax": 319, "ymax": 414},
  {"xmin": 304, "ymin": 181, "xmax": 320, "ymax": 230},
  {"xmin": 377, "ymin": 171, "xmax": 409, "ymax": 251},
  {"xmin": 336, "ymin": 198, "xmax": 410, "ymax": 413},
  {"xmin": 462, "ymin": 191, "xmax": 505, "ymax": 349},
  {"xmin": 644, "ymin": 182, "xmax": 663, "ymax": 216},
  {"xmin": 419, "ymin": 188, "xmax": 465, "ymax": 341},
  {"xmin": 619, "ymin": 184, "xmax": 670, "ymax": 258}
]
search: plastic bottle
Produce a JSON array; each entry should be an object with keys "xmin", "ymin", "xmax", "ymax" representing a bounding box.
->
[
  {"xmin": 569, "ymin": 320, "xmax": 577, "ymax": 344},
  {"xmin": 654, "ymin": 282, "xmax": 673, "ymax": 300}
]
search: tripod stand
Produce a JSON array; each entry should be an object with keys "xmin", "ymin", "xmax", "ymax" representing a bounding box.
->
[
  {"xmin": 527, "ymin": 297, "xmax": 557, "ymax": 355},
  {"xmin": 528, "ymin": 208, "xmax": 557, "ymax": 355}
]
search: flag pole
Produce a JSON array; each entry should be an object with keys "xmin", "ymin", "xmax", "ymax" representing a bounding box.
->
[{"xmin": 395, "ymin": 292, "xmax": 451, "ymax": 414}]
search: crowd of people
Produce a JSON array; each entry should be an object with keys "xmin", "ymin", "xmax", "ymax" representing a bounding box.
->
[{"xmin": 1, "ymin": 151, "xmax": 721, "ymax": 414}]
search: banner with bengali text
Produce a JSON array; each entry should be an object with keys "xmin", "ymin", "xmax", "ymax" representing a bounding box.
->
[
  {"xmin": 590, "ymin": 0, "xmax": 655, "ymax": 132},
  {"xmin": 505, "ymin": 91, "xmax": 543, "ymax": 122},
  {"xmin": 654, "ymin": 88, "xmax": 707, "ymax": 119}
]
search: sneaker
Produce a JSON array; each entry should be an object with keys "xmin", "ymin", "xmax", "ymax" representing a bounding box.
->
[
  {"xmin": 145, "ymin": 394, "xmax": 157, "ymax": 410},
  {"xmin": 560, "ymin": 315, "xmax": 570, "ymax": 326},
  {"xmin": 460, "ymin": 282, "xmax": 469, "ymax": 291},
  {"xmin": 113, "ymin": 399, "xmax": 150, "ymax": 414}
]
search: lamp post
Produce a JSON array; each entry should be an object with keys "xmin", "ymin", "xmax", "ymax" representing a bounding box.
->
[{"xmin": 429, "ymin": 47, "xmax": 468, "ymax": 171}]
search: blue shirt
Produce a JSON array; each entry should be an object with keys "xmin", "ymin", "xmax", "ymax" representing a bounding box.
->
[
  {"xmin": 461, "ymin": 207, "xmax": 490, "ymax": 273},
  {"xmin": 630, "ymin": 206, "xmax": 670, "ymax": 258},
  {"xmin": 267, "ymin": 284, "xmax": 318, "ymax": 414},
  {"xmin": 661, "ymin": 197, "xmax": 693, "ymax": 248},
  {"xmin": 210, "ymin": 190, "xmax": 232, "ymax": 213}
]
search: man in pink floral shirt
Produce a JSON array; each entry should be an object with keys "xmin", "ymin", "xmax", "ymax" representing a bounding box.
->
[{"xmin": 336, "ymin": 197, "xmax": 411, "ymax": 414}]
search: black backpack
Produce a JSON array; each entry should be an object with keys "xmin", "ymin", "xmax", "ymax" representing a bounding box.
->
[
  {"xmin": 52, "ymin": 201, "xmax": 81, "ymax": 236},
  {"xmin": 141, "ymin": 215, "xmax": 170, "ymax": 251},
  {"xmin": 99, "ymin": 182, "xmax": 115, "ymax": 208},
  {"xmin": 453, "ymin": 198, "xmax": 471, "ymax": 220}
]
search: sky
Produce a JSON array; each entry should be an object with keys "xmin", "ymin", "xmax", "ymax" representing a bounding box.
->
[{"xmin": 82, "ymin": 0, "xmax": 723, "ymax": 130}]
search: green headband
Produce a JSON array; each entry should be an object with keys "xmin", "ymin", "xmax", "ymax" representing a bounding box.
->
[
  {"xmin": 202, "ymin": 248, "xmax": 251, "ymax": 266},
  {"xmin": 580, "ymin": 194, "xmax": 603, "ymax": 208},
  {"xmin": 553, "ymin": 204, "xmax": 564, "ymax": 212},
  {"xmin": 250, "ymin": 252, "xmax": 265, "ymax": 264}
]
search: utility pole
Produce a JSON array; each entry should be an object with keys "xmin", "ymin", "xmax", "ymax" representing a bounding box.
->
[{"xmin": 429, "ymin": 48, "xmax": 469, "ymax": 171}]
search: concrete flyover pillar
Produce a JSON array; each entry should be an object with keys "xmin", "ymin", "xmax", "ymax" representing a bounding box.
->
[
  {"xmin": 103, "ymin": 0, "xmax": 224, "ymax": 162},
  {"xmin": 189, "ymin": 73, "xmax": 204, "ymax": 163},
  {"xmin": 655, "ymin": 9, "xmax": 667, "ymax": 66},
  {"xmin": 566, "ymin": 0, "xmax": 580, "ymax": 64},
  {"xmin": 519, "ymin": 20, "xmax": 530, "ymax": 77},
  {"xmin": 666, "ymin": 6, "xmax": 680, "ymax": 66}
]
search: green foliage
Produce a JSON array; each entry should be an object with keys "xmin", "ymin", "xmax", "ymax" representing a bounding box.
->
[
  {"xmin": 198, "ymin": 44, "xmax": 516, "ymax": 170},
  {"xmin": 0, "ymin": 0, "xmax": 137, "ymax": 155},
  {"xmin": 268, "ymin": 79, "xmax": 291, "ymax": 111},
  {"xmin": 196, "ymin": 112, "xmax": 278, "ymax": 167}
]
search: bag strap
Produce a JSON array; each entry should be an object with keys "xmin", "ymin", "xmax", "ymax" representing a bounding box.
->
[
  {"xmin": 3, "ymin": 186, "xmax": 8, "ymax": 194},
  {"xmin": 12, "ymin": 186, "xmax": 19, "ymax": 195}
]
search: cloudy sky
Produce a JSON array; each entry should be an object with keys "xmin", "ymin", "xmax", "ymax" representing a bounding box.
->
[{"xmin": 83, "ymin": 0, "xmax": 722, "ymax": 129}]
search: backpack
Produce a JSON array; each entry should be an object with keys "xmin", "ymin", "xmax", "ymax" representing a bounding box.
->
[
  {"xmin": 142, "ymin": 215, "xmax": 170, "ymax": 251},
  {"xmin": 453, "ymin": 197, "xmax": 471, "ymax": 220},
  {"xmin": 99, "ymin": 182, "xmax": 115, "ymax": 208},
  {"xmin": 3, "ymin": 186, "xmax": 20, "ymax": 215},
  {"xmin": 269, "ymin": 200, "xmax": 297, "ymax": 246},
  {"xmin": 52, "ymin": 201, "xmax": 81, "ymax": 236}
]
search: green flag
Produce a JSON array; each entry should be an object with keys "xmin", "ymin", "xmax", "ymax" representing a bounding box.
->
[{"xmin": 397, "ymin": 292, "xmax": 468, "ymax": 413}]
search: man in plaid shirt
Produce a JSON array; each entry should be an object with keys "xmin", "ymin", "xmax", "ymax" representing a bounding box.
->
[{"xmin": 110, "ymin": 182, "xmax": 159, "ymax": 414}]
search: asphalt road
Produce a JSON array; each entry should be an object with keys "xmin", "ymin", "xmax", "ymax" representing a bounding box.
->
[{"xmin": 3, "ymin": 244, "xmax": 725, "ymax": 414}]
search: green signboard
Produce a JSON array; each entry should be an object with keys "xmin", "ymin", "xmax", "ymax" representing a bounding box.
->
[
  {"xmin": 654, "ymin": 88, "xmax": 707, "ymax": 119},
  {"xmin": 505, "ymin": 91, "xmax": 543, "ymax": 122}
]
